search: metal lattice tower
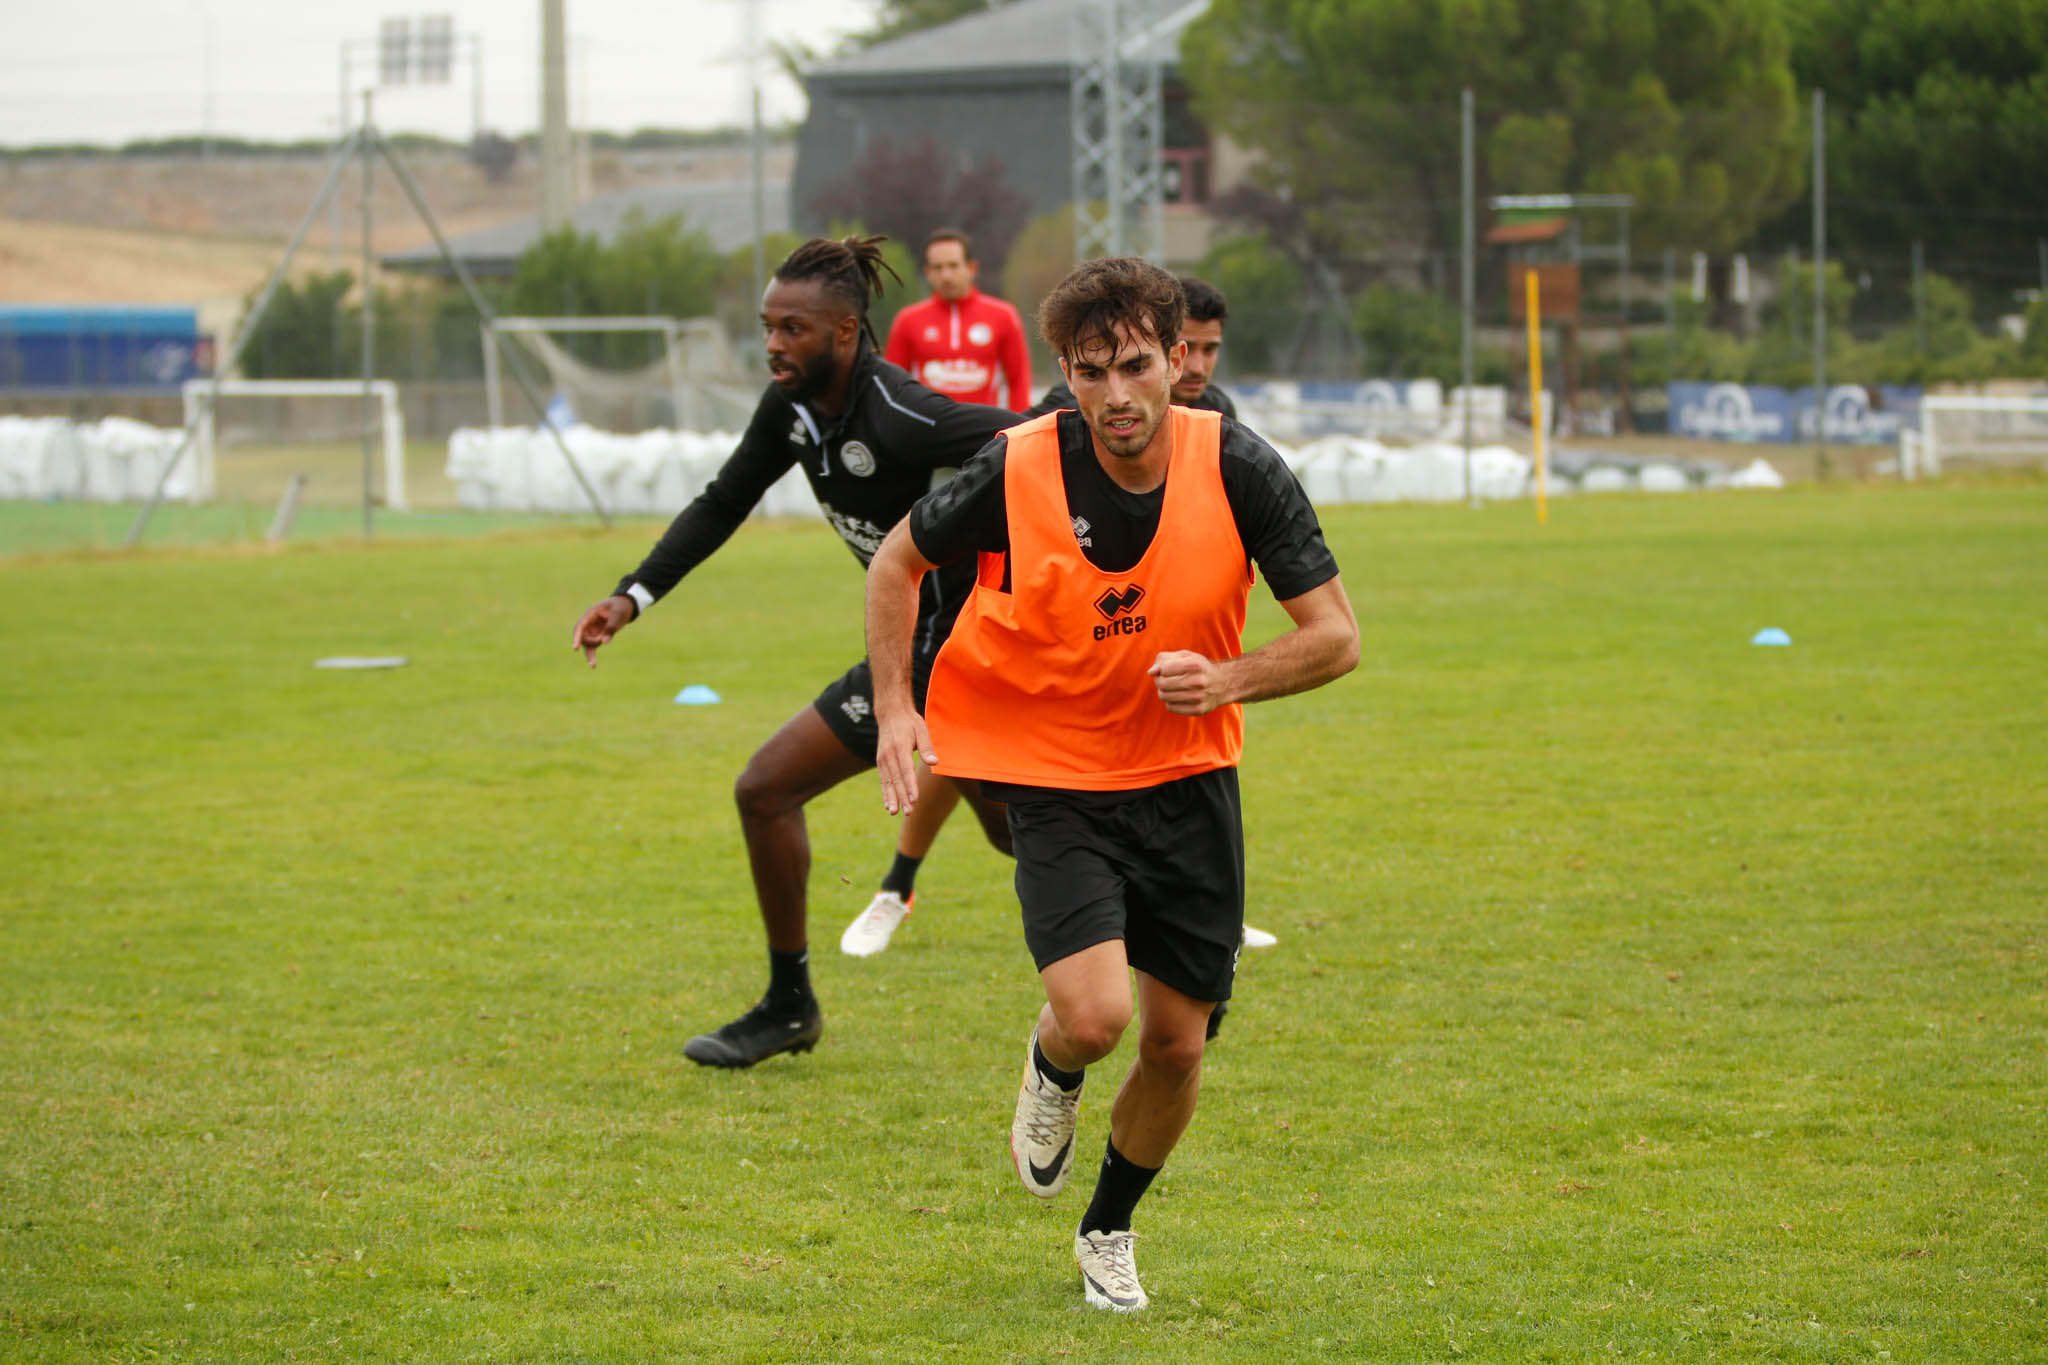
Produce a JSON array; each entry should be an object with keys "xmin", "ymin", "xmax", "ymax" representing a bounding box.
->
[{"xmin": 1070, "ymin": 0, "xmax": 1167, "ymax": 262}]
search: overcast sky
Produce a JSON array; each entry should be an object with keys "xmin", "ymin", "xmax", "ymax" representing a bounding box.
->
[{"xmin": 1, "ymin": 0, "xmax": 872, "ymax": 146}]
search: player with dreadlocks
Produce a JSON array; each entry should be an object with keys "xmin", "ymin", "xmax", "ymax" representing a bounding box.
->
[{"xmin": 571, "ymin": 235, "xmax": 1018, "ymax": 1068}]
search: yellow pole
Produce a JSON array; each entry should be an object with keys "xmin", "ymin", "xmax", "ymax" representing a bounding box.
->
[{"xmin": 1526, "ymin": 268, "xmax": 1548, "ymax": 524}]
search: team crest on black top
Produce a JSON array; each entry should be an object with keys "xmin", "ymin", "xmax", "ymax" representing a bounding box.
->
[
  {"xmin": 788, "ymin": 418, "xmax": 809, "ymax": 447},
  {"xmin": 839, "ymin": 440, "xmax": 876, "ymax": 477}
]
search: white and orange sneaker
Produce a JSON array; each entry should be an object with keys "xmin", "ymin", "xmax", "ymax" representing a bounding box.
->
[{"xmin": 839, "ymin": 890, "xmax": 914, "ymax": 957}]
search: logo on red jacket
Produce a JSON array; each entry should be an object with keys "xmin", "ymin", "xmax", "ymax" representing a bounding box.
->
[{"xmin": 968, "ymin": 321, "xmax": 993, "ymax": 346}]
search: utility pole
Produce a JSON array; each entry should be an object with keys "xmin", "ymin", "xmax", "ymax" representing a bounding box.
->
[
  {"xmin": 1912, "ymin": 239, "xmax": 1925, "ymax": 360},
  {"xmin": 1812, "ymin": 88, "xmax": 1829, "ymax": 481},
  {"xmin": 746, "ymin": 0, "xmax": 765, "ymax": 311},
  {"xmin": 360, "ymin": 89, "xmax": 378, "ymax": 540},
  {"xmin": 540, "ymin": 0, "xmax": 574, "ymax": 230},
  {"xmin": 1460, "ymin": 87, "xmax": 1474, "ymax": 505}
]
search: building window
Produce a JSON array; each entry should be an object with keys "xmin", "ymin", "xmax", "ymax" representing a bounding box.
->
[{"xmin": 1162, "ymin": 147, "xmax": 1210, "ymax": 205}]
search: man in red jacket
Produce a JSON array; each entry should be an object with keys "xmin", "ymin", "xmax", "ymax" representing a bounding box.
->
[{"xmin": 884, "ymin": 228, "xmax": 1032, "ymax": 412}]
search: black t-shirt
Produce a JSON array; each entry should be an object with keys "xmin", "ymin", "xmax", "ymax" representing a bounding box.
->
[
  {"xmin": 909, "ymin": 409, "xmax": 1337, "ymax": 600},
  {"xmin": 1024, "ymin": 379, "xmax": 1239, "ymax": 422},
  {"xmin": 615, "ymin": 346, "xmax": 1015, "ymax": 646}
]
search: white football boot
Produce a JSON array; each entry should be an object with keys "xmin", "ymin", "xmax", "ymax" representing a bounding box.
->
[{"xmin": 839, "ymin": 890, "xmax": 914, "ymax": 957}]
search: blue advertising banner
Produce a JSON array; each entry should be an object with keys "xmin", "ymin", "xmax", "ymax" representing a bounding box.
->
[
  {"xmin": 0, "ymin": 305, "xmax": 211, "ymax": 391},
  {"xmin": 1669, "ymin": 382, "xmax": 1921, "ymax": 445}
]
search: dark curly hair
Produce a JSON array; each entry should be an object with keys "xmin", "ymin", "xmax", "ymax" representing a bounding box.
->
[
  {"xmin": 774, "ymin": 235, "xmax": 902, "ymax": 349},
  {"xmin": 1178, "ymin": 275, "xmax": 1228, "ymax": 324},
  {"xmin": 1037, "ymin": 257, "xmax": 1184, "ymax": 366}
]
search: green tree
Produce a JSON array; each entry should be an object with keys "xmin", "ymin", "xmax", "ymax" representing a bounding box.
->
[
  {"xmin": 2020, "ymin": 293, "xmax": 2048, "ymax": 378},
  {"xmin": 1780, "ymin": 0, "xmax": 2048, "ymax": 281},
  {"xmin": 1745, "ymin": 259, "xmax": 1854, "ymax": 388},
  {"xmin": 1852, "ymin": 272, "xmax": 2022, "ymax": 385},
  {"xmin": 1351, "ymin": 284, "xmax": 1460, "ymax": 380},
  {"xmin": 1180, "ymin": 0, "xmax": 1805, "ymax": 257},
  {"xmin": 1194, "ymin": 233, "xmax": 1303, "ymax": 377},
  {"xmin": 241, "ymin": 271, "xmax": 354, "ymax": 379},
  {"xmin": 504, "ymin": 212, "xmax": 727, "ymax": 367}
]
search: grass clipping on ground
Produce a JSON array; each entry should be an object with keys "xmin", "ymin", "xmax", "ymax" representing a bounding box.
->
[{"xmin": 1, "ymin": 486, "xmax": 2043, "ymax": 1361}]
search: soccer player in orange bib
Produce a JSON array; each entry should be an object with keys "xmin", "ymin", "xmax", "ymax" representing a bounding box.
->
[{"xmin": 865, "ymin": 258, "xmax": 1358, "ymax": 1311}]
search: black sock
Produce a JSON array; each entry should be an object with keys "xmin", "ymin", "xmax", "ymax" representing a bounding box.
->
[
  {"xmin": 1079, "ymin": 1137, "xmax": 1160, "ymax": 1236},
  {"xmin": 1032, "ymin": 1036, "xmax": 1085, "ymax": 1091},
  {"xmin": 767, "ymin": 947, "xmax": 812, "ymax": 1011},
  {"xmin": 880, "ymin": 852, "xmax": 923, "ymax": 898}
]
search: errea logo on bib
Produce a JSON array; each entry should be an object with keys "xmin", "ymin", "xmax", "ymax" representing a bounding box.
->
[
  {"xmin": 1092, "ymin": 584, "xmax": 1147, "ymax": 641},
  {"xmin": 838, "ymin": 440, "xmax": 876, "ymax": 477}
]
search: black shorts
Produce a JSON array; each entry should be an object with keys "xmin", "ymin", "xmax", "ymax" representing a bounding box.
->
[
  {"xmin": 1001, "ymin": 768, "xmax": 1245, "ymax": 1003},
  {"xmin": 813, "ymin": 645, "xmax": 938, "ymax": 764}
]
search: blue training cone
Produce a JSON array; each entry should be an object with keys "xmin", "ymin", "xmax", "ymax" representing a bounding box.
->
[
  {"xmin": 1750, "ymin": 628, "xmax": 1792, "ymax": 647},
  {"xmin": 674, "ymin": 684, "xmax": 722, "ymax": 704}
]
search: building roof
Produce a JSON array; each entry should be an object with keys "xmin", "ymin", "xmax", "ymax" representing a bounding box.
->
[
  {"xmin": 382, "ymin": 178, "xmax": 790, "ymax": 276},
  {"xmin": 1485, "ymin": 216, "xmax": 1570, "ymax": 246},
  {"xmin": 806, "ymin": 0, "xmax": 1201, "ymax": 82}
]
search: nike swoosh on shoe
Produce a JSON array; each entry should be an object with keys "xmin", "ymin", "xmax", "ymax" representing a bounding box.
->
[{"xmin": 1028, "ymin": 1137, "xmax": 1073, "ymax": 1189}]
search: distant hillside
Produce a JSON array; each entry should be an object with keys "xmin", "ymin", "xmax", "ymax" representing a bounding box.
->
[{"xmin": 0, "ymin": 139, "xmax": 794, "ymax": 313}]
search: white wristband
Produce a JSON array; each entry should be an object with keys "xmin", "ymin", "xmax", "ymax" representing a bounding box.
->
[{"xmin": 624, "ymin": 582, "xmax": 655, "ymax": 614}]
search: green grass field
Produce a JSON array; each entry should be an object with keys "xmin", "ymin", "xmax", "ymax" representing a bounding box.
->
[{"xmin": 3, "ymin": 485, "xmax": 2043, "ymax": 1362}]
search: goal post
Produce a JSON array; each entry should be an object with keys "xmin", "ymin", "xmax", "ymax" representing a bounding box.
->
[
  {"xmin": 180, "ymin": 379, "xmax": 407, "ymax": 509},
  {"xmin": 1906, "ymin": 395, "xmax": 2048, "ymax": 479}
]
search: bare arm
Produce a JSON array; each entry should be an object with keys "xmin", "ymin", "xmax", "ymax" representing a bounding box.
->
[
  {"xmin": 1148, "ymin": 575, "xmax": 1359, "ymax": 715},
  {"xmin": 864, "ymin": 518, "xmax": 941, "ymax": 814}
]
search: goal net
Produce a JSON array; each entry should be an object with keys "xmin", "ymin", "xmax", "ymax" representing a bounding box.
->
[
  {"xmin": 182, "ymin": 379, "xmax": 408, "ymax": 509},
  {"xmin": 1902, "ymin": 395, "xmax": 2048, "ymax": 479},
  {"xmin": 482, "ymin": 316, "xmax": 759, "ymax": 435}
]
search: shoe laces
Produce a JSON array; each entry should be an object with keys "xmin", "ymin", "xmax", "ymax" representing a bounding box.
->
[
  {"xmin": 1020, "ymin": 1068, "xmax": 1081, "ymax": 1146},
  {"xmin": 1080, "ymin": 1230, "xmax": 1141, "ymax": 1294}
]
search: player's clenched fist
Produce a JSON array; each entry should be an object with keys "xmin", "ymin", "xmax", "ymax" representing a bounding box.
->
[{"xmin": 1148, "ymin": 650, "xmax": 1227, "ymax": 716}]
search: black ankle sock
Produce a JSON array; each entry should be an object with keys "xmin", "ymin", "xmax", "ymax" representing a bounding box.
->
[
  {"xmin": 1080, "ymin": 1137, "xmax": 1160, "ymax": 1236},
  {"xmin": 1032, "ymin": 1036, "xmax": 1085, "ymax": 1091},
  {"xmin": 767, "ymin": 947, "xmax": 813, "ymax": 1012},
  {"xmin": 880, "ymin": 852, "xmax": 923, "ymax": 898}
]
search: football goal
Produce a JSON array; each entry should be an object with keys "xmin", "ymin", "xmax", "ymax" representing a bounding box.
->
[
  {"xmin": 180, "ymin": 378, "xmax": 408, "ymax": 509},
  {"xmin": 481, "ymin": 316, "xmax": 757, "ymax": 434},
  {"xmin": 1900, "ymin": 395, "xmax": 2048, "ymax": 479}
]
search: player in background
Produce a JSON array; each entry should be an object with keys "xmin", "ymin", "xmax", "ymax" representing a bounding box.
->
[
  {"xmin": 843, "ymin": 229, "xmax": 1034, "ymax": 957},
  {"xmin": 570, "ymin": 235, "xmax": 1016, "ymax": 1069},
  {"xmin": 866, "ymin": 255, "xmax": 1358, "ymax": 1310},
  {"xmin": 885, "ymin": 228, "xmax": 1032, "ymax": 411}
]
